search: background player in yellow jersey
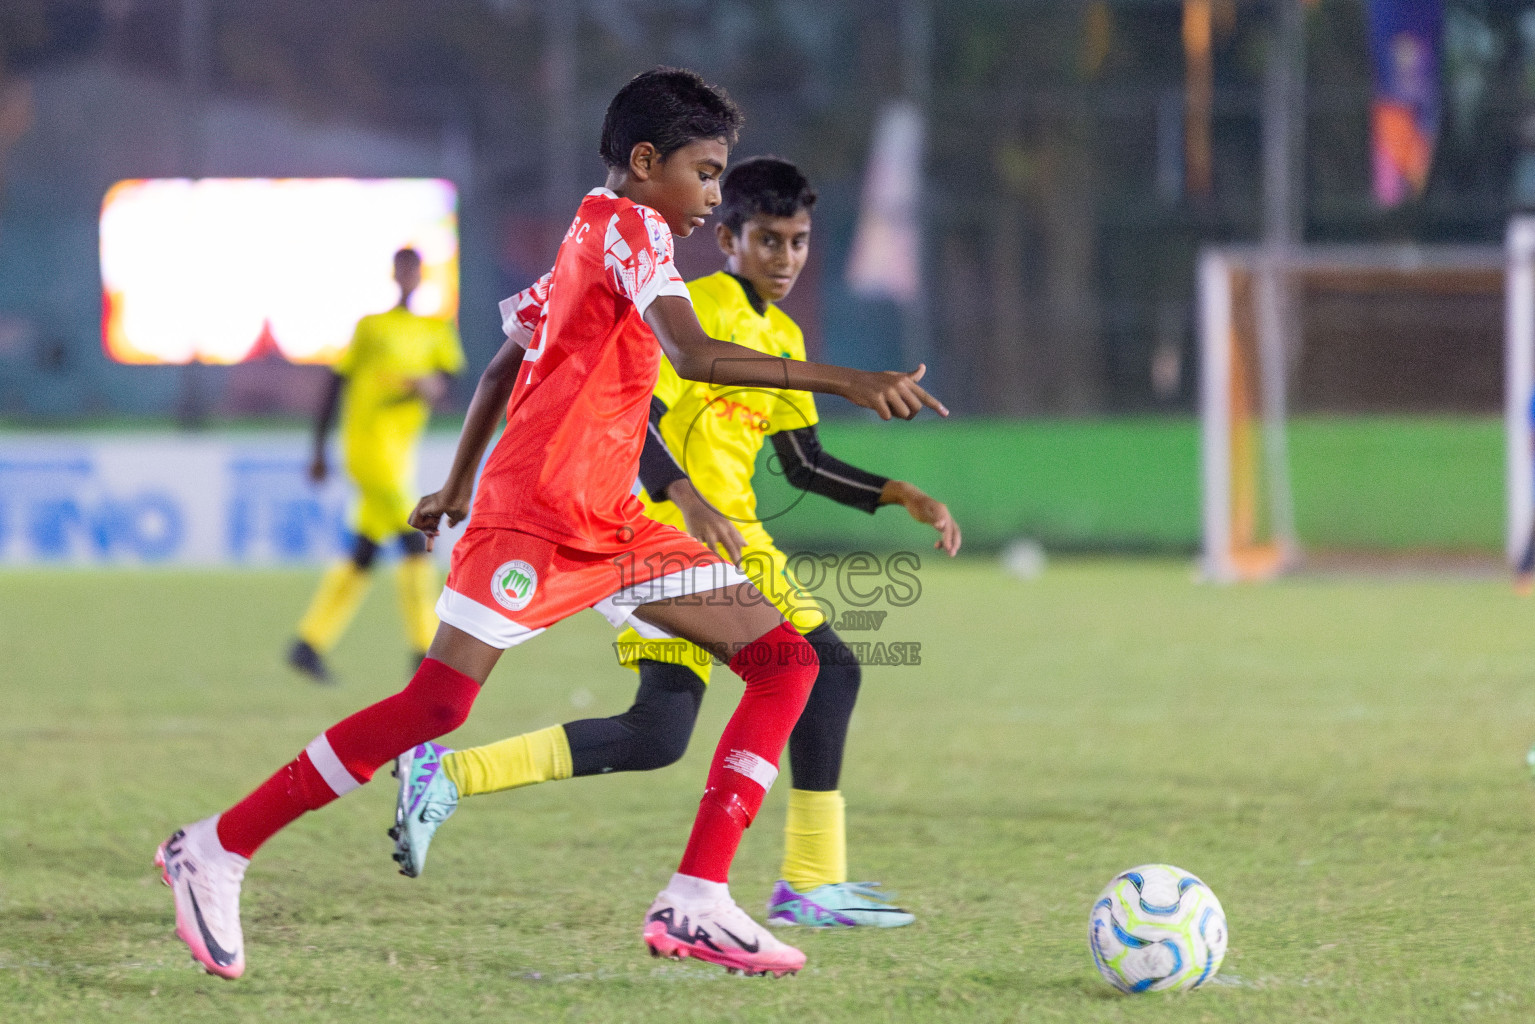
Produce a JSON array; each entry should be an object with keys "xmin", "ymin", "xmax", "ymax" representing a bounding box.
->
[
  {"xmin": 389, "ymin": 157, "xmax": 960, "ymax": 927},
  {"xmin": 287, "ymin": 248, "xmax": 466, "ymax": 682}
]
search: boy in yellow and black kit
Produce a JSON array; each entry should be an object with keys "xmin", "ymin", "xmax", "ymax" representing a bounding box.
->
[
  {"xmin": 389, "ymin": 159, "xmax": 961, "ymax": 927},
  {"xmin": 288, "ymin": 248, "xmax": 465, "ymax": 682}
]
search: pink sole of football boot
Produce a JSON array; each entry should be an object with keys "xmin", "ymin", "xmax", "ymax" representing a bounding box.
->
[{"xmin": 643, "ymin": 920, "xmax": 804, "ymax": 977}]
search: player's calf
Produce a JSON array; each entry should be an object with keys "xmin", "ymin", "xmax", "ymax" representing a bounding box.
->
[
  {"xmin": 672, "ymin": 621, "xmax": 818, "ymax": 882},
  {"xmin": 564, "ymin": 660, "xmax": 705, "ymax": 774},
  {"xmin": 639, "ymin": 620, "xmax": 817, "ymax": 971},
  {"xmin": 158, "ymin": 651, "xmax": 485, "ymax": 975}
]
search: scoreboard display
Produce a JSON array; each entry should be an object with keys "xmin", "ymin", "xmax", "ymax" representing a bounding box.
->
[{"xmin": 100, "ymin": 178, "xmax": 458, "ymax": 365}]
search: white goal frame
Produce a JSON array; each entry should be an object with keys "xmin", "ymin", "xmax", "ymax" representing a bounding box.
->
[{"xmin": 1199, "ymin": 236, "xmax": 1521, "ymax": 582}]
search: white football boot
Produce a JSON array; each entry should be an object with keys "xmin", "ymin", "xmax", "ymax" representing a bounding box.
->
[
  {"xmin": 155, "ymin": 815, "xmax": 248, "ymax": 979},
  {"xmin": 643, "ymin": 888, "xmax": 805, "ymax": 977}
]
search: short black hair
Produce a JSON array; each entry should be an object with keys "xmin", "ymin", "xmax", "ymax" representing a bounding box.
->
[
  {"xmin": 718, "ymin": 156, "xmax": 817, "ymax": 236},
  {"xmin": 393, "ymin": 247, "xmax": 421, "ymax": 266},
  {"xmin": 599, "ymin": 67, "xmax": 743, "ymax": 169}
]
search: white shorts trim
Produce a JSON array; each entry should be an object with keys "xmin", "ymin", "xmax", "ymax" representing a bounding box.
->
[
  {"xmin": 304, "ymin": 734, "xmax": 361, "ymax": 798},
  {"xmin": 436, "ymin": 587, "xmax": 547, "ymax": 650},
  {"xmin": 592, "ymin": 562, "xmax": 750, "ymax": 629},
  {"xmin": 626, "ymin": 617, "xmax": 677, "ymax": 641}
]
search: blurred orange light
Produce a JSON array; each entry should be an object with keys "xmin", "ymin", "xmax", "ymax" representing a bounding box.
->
[{"xmin": 1184, "ymin": 0, "xmax": 1214, "ymax": 198}]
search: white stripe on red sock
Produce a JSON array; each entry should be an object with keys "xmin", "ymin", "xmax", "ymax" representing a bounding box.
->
[{"xmin": 304, "ymin": 734, "xmax": 361, "ymax": 797}]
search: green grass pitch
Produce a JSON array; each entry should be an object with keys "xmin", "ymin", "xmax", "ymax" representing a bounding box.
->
[{"xmin": 6, "ymin": 559, "xmax": 1535, "ymax": 1021}]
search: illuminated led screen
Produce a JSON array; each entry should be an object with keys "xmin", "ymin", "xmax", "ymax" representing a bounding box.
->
[{"xmin": 101, "ymin": 178, "xmax": 458, "ymax": 365}]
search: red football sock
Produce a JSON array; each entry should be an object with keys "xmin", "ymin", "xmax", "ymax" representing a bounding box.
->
[
  {"xmin": 677, "ymin": 622, "xmax": 818, "ymax": 883},
  {"xmin": 216, "ymin": 658, "xmax": 479, "ymax": 859}
]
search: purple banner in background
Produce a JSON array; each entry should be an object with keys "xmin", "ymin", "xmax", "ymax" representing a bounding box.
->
[{"xmin": 1367, "ymin": 0, "xmax": 1443, "ymax": 207}]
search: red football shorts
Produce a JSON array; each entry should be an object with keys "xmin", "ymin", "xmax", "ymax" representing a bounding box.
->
[{"xmin": 435, "ymin": 518, "xmax": 749, "ymax": 649}]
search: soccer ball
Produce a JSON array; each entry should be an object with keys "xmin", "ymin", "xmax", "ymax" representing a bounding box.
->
[{"xmin": 1088, "ymin": 864, "xmax": 1227, "ymax": 993}]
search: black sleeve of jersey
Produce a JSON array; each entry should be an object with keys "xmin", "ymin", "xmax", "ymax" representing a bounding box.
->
[
  {"xmin": 770, "ymin": 425, "xmax": 890, "ymax": 515},
  {"xmin": 637, "ymin": 396, "xmax": 689, "ymax": 502}
]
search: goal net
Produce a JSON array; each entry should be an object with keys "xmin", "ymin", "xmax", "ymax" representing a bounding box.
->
[{"xmin": 1199, "ymin": 229, "xmax": 1527, "ymax": 581}]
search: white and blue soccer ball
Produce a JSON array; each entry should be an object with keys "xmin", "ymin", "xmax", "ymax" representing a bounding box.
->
[{"xmin": 1088, "ymin": 863, "xmax": 1228, "ymax": 993}]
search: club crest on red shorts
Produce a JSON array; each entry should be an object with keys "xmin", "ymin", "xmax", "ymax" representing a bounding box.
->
[{"xmin": 491, "ymin": 560, "xmax": 538, "ymax": 611}]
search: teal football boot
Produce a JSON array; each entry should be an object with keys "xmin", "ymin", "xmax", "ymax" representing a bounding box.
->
[
  {"xmin": 389, "ymin": 742, "xmax": 459, "ymax": 878},
  {"xmin": 766, "ymin": 880, "xmax": 915, "ymax": 928}
]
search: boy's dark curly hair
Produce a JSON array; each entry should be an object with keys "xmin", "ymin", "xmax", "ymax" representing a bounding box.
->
[
  {"xmin": 717, "ymin": 156, "xmax": 817, "ymax": 235},
  {"xmin": 599, "ymin": 67, "xmax": 744, "ymax": 169}
]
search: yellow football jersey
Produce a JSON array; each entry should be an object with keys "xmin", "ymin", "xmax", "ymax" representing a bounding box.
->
[
  {"xmin": 335, "ymin": 306, "xmax": 465, "ymax": 474},
  {"xmin": 646, "ymin": 272, "xmax": 817, "ymax": 541},
  {"xmin": 620, "ymin": 272, "xmax": 827, "ymax": 677}
]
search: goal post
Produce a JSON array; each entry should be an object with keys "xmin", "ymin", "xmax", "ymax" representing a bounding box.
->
[
  {"xmin": 1199, "ymin": 249, "xmax": 1290, "ymax": 582},
  {"xmin": 1200, "ymin": 239, "xmax": 1517, "ymax": 581}
]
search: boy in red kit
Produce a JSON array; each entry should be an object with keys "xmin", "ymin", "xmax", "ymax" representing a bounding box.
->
[{"xmin": 154, "ymin": 67, "xmax": 945, "ymax": 980}]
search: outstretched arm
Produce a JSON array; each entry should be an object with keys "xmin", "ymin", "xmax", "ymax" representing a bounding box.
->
[
  {"xmin": 644, "ymin": 296, "xmax": 947, "ymax": 421},
  {"xmin": 770, "ymin": 426, "xmax": 962, "ymax": 556},
  {"xmin": 770, "ymin": 426, "xmax": 888, "ymax": 513},
  {"xmin": 408, "ymin": 337, "xmax": 525, "ymax": 550},
  {"xmin": 308, "ymin": 371, "xmax": 344, "ymax": 483},
  {"xmin": 879, "ymin": 480, "xmax": 963, "ymax": 556}
]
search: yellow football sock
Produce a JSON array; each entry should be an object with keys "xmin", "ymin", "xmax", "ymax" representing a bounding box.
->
[
  {"xmin": 442, "ymin": 725, "xmax": 573, "ymax": 798},
  {"xmin": 781, "ymin": 789, "xmax": 847, "ymax": 890},
  {"xmin": 396, "ymin": 554, "xmax": 439, "ymax": 653},
  {"xmin": 296, "ymin": 561, "xmax": 372, "ymax": 653}
]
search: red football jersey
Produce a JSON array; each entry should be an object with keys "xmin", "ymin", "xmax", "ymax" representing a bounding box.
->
[{"xmin": 471, "ymin": 188, "xmax": 691, "ymax": 550}]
